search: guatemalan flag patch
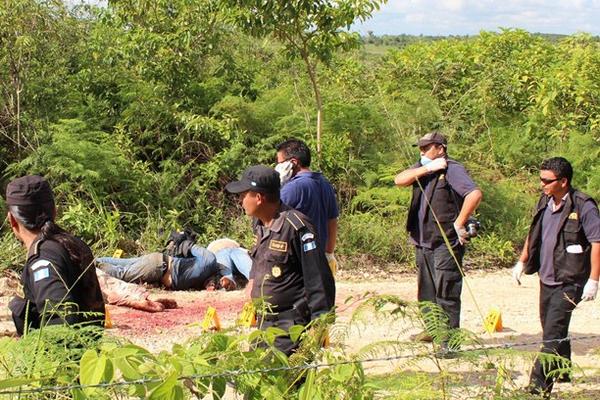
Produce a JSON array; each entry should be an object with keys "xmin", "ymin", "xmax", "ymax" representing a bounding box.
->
[{"xmin": 303, "ymin": 241, "xmax": 317, "ymax": 252}]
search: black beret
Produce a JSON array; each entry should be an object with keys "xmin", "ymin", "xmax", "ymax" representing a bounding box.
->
[{"xmin": 5, "ymin": 175, "xmax": 55, "ymax": 207}]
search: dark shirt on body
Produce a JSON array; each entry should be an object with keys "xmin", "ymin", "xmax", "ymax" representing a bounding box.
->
[{"xmin": 413, "ymin": 159, "xmax": 478, "ymax": 248}]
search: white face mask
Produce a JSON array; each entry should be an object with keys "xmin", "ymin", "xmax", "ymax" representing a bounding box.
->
[{"xmin": 275, "ymin": 160, "xmax": 294, "ymax": 185}]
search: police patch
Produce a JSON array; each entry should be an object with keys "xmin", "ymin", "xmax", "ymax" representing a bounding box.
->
[
  {"xmin": 269, "ymin": 240, "xmax": 288, "ymax": 252},
  {"xmin": 30, "ymin": 259, "xmax": 51, "ymax": 271},
  {"xmin": 271, "ymin": 266, "xmax": 282, "ymax": 278},
  {"xmin": 34, "ymin": 268, "xmax": 50, "ymax": 282},
  {"xmin": 301, "ymin": 232, "xmax": 314, "ymax": 242},
  {"xmin": 303, "ymin": 241, "xmax": 317, "ymax": 252}
]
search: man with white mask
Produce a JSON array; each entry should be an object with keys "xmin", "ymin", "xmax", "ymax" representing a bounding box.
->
[
  {"xmin": 395, "ymin": 131, "xmax": 482, "ymax": 349},
  {"xmin": 275, "ymin": 139, "xmax": 339, "ymax": 274}
]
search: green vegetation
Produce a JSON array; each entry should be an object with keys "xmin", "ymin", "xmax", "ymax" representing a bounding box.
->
[{"xmin": 1, "ymin": 2, "xmax": 600, "ymax": 272}]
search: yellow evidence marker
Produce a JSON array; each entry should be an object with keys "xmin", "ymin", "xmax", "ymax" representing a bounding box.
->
[
  {"xmin": 237, "ymin": 302, "xmax": 256, "ymax": 328},
  {"xmin": 201, "ymin": 306, "xmax": 221, "ymax": 332},
  {"xmin": 112, "ymin": 249, "xmax": 124, "ymax": 258},
  {"xmin": 484, "ymin": 308, "xmax": 503, "ymax": 333}
]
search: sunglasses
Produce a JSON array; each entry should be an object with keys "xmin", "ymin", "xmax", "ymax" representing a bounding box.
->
[{"xmin": 540, "ymin": 177, "xmax": 560, "ymax": 185}]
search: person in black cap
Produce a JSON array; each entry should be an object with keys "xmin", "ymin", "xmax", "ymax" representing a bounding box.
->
[
  {"xmin": 5, "ymin": 175, "xmax": 105, "ymax": 335},
  {"xmin": 226, "ymin": 165, "xmax": 335, "ymax": 355},
  {"xmin": 394, "ymin": 132, "xmax": 482, "ymax": 347}
]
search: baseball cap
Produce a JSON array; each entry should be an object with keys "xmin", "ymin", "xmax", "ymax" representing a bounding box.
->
[
  {"xmin": 225, "ymin": 165, "xmax": 280, "ymax": 194},
  {"xmin": 413, "ymin": 131, "xmax": 447, "ymax": 147},
  {"xmin": 5, "ymin": 175, "xmax": 55, "ymax": 207}
]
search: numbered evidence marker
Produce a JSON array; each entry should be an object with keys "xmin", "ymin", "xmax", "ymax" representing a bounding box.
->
[
  {"xmin": 484, "ymin": 308, "xmax": 503, "ymax": 333},
  {"xmin": 201, "ymin": 306, "xmax": 221, "ymax": 332},
  {"xmin": 112, "ymin": 249, "xmax": 124, "ymax": 258},
  {"xmin": 237, "ymin": 302, "xmax": 256, "ymax": 328}
]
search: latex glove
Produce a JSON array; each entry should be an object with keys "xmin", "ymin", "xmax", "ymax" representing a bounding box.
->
[
  {"xmin": 424, "ymin": 157, "xmax": 447, "ymax": 173},
  {"xmin": 453, "ymin": 223, "xmax": 469, "ymax": 245},
  {"xmin": 581, "ymin": 279, "xmax": 599, "ymax": 301},
  {"xmin": 275, "ymin": 160, "xmax": 294, "ymax": 185},
  {"xmin": 325, "ymin": 252, "xmax": 337, "ymax": 275},
  {"xmin": 512, "ymin": 261, "xmax": 524, "ymax": 285}
]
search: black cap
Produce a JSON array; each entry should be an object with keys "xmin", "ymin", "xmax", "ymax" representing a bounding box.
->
[
  {"xmin": 5, "ymin": 175, "xmax": 55, "ymax": 207},
  {"xmin": 413, "ymin": 131, "xmax": 447, "ymax": 147},
  {"xmin": 225, "ymin": 165, "xmax": 280, "ymax": 194}
]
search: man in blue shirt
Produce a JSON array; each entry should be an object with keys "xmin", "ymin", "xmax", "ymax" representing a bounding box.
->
[{"xmin": 275, "ymin": 139, "xmax": 339, "ymax": 274}]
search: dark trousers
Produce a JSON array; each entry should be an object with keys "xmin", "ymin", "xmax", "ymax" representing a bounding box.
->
[
  {"xmin": 416, "ymin": 244, "xmax": 464, "ymax": 330},
  {"xmin": 257, "ymin": 308, "xmax": 310, "ymax": 356},
  {"xmin": 529, "ymin": 282, "xmax": 583, "ymax": 394}
]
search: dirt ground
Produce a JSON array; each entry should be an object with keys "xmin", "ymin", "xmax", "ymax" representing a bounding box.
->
[{"xmin": 1, "ymin": 269, "xmax": 599, "ymax": 398}]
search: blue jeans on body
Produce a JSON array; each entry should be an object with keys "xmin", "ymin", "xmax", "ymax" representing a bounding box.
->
[
  {"xmin": 214, "ymin": 247, "xmax": 252, "ymax": 280},
  {"xmin": 97, "ymin": 253, "xmax": 165, "ymax": 284}
]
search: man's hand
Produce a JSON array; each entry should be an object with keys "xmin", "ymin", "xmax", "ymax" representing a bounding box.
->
[
  {"xmin": 325, "ymin": 252, "xmax": 337, "ymax": 275},
  {"xmin": 219, "ymin": 276, "xmax": 237, "ymax": 291},
  {"xmin": 424, "ymin": 157, "xmax": 447, "ymax": 173},
  {"xmin": 581, "ymin": 279, "xmax": 599, "ymax": 301},
  {"xmin": 512, "ymin": 261, "xmax": 524, "ymax": 285},
  {"xmin": 453, "ymin": 223, "xmax": 469, "ymax": 245}
]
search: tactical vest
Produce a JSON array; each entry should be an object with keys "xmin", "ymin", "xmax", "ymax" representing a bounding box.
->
[
  {"xmin": 524, "ymin": 189, "xmax": 595, "ymax": 284},
  {"xmin": 407, "ymin": 166, "xmax": 461, "ymax": 246}
]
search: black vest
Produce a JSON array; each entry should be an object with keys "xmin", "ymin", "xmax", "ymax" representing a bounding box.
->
[
  {"xmin": 524, "ymin": 189, "xmax": 595, "ymax": 284},
  {"xmin": 406, "ymin": 166, "xmax": 461, "ymax": 246}
]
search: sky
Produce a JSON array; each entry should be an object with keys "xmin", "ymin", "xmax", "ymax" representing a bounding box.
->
[{"xmin": 352, "ymin": 0, "xmax": 600, "ymax": 36}]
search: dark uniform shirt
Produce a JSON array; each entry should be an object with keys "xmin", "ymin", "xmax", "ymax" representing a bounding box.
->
[
  {"xmin": 412, "ymin": 159, "xmax": 478, "ymax": 249},
  {"xmin": 540, "ymin": 194, "xmax": 600, "ymax": 285},
  {"xmin": 249, "ymin": 204, "xmax": 335, "ymax": 319},
  {"xmin": 10, "ymin": 236, "xmax": 105, "ymax": 333}
]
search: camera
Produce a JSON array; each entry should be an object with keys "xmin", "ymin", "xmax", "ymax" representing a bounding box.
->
[{"xmin": 466, "ymin": 218, "xmax": 481, "ymax": 238}]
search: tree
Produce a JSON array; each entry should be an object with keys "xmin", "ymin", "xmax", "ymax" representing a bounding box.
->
[{"xmin": 220, "ymin": 0, "xmax": 387, "ymax": 160}]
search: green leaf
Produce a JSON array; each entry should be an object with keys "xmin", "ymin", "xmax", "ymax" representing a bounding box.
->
[
  {"xmin": 149, "ymin": 371, "xmax": 178, "ymax": 400},
  {"xmin": 289, "ymin": 325, "xmax": 305, "ymax": 343},
  {"xmin": 79, "ymin": 350, "xmax": 106, "ymax": 386},
  {"xmin": 0, "ymin": 377, "xmax": 30, "ymax": 389}
]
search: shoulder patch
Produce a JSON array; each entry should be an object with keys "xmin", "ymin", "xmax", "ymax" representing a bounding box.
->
[
  {"xmin": 30, "ymin": 259, "xmax": 52, "ymax": 271},
  {"xmin": 301, "ymin": 232, "xmax": 314, "ymax": 242},
  {"xmin": 34, "ymin": 267, "xmax": 50, "ymax": 282},
  {"xmin": 303, "ymin": 241, "xmax": 317, "ymax": 252}
]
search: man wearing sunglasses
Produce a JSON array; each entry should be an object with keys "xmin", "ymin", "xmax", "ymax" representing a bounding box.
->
[
  {"xmin": 512, "ymin": 157, "xmax": 600, "ymax": 396},
  {"xmin": 395, "ymin": 131, "xmax": 482, "ymax": 347}
]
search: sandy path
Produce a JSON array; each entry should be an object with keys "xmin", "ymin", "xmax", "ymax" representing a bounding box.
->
[{"xmin": 1, "ymin": 269, "xmax": 599, "ymax": 398}]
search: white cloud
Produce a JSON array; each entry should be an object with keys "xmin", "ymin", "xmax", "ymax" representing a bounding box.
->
[{"xmin": 355, "ymin": 0, "xmax": 600, "ymax": 35}]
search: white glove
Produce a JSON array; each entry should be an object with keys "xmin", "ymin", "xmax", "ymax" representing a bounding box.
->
[
  {"xmin": 325, "ymin": 252, "xmax": 337, "ymax": 275},
  {"xmin": 512, "ymin": 261, "xmax": 524, "ymax": 285},
  {"xmin": 275, "ymin": 160, "xmax": 294, "ymax": 185},
  {"xmin": 581, "ymin": 279, "xmax": 599, "ymax": 301},
  {"xmin": 424, "ymin": 157, "xmax": 447, "ymax": 173},
  {"xmin": 453, "ymin": 223, "xmax": 469, "ymax": 245}
]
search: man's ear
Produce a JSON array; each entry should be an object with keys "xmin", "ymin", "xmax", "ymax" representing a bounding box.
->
[{"xmin": 7, "ymin": 212, "xmax": 19, "ymax": 230}]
